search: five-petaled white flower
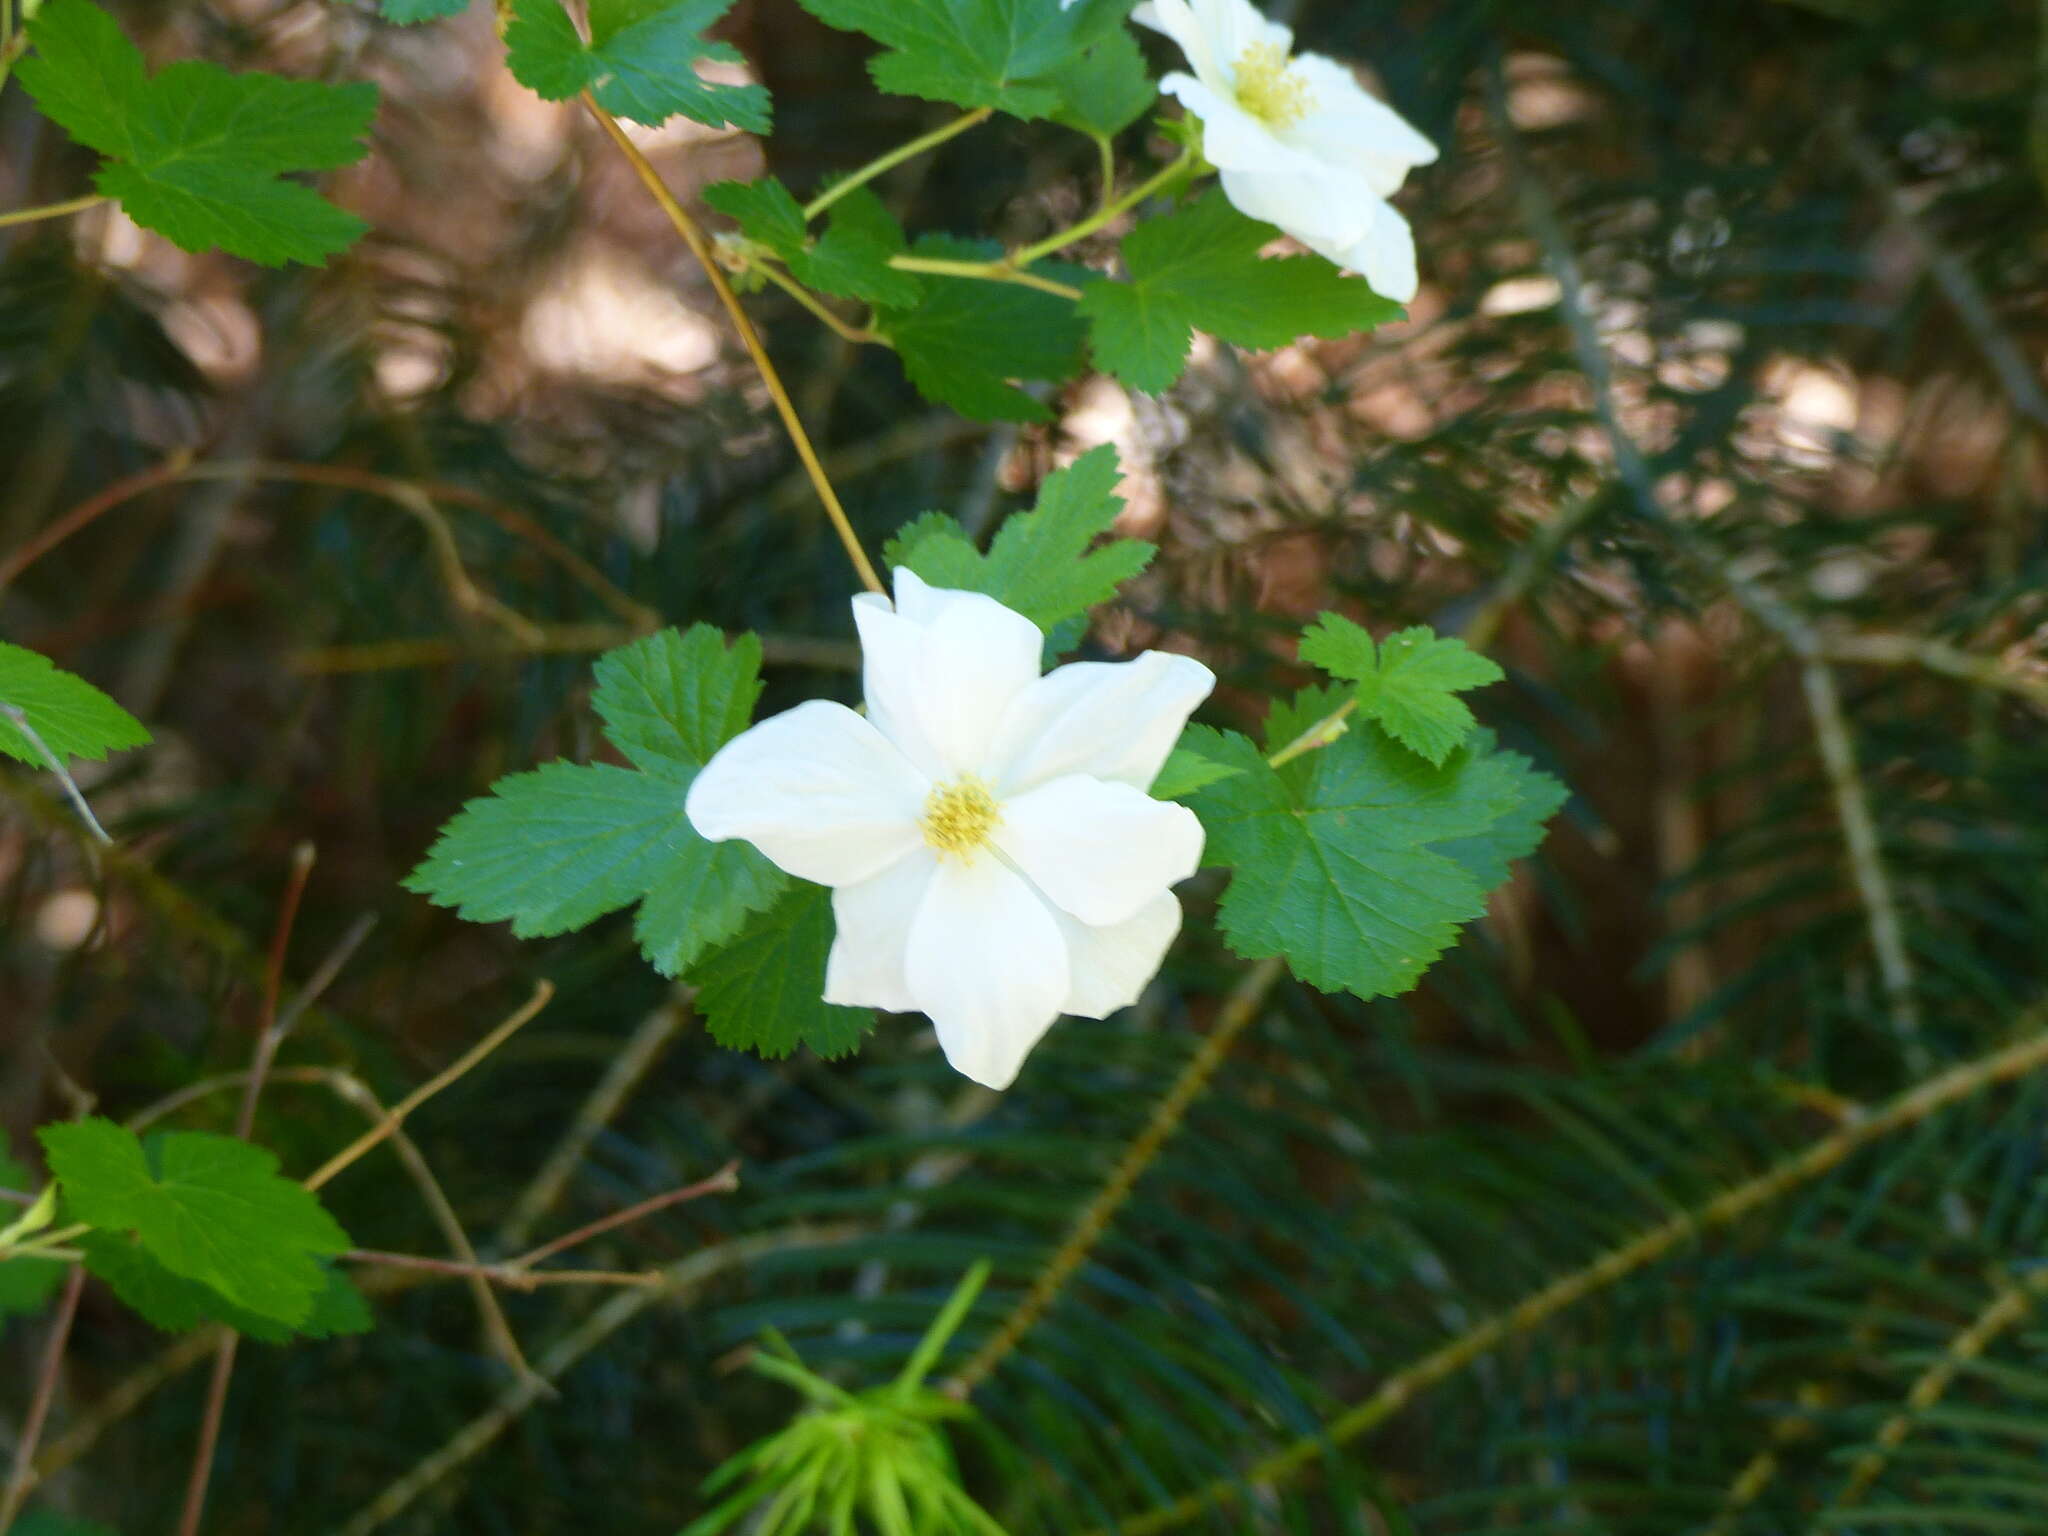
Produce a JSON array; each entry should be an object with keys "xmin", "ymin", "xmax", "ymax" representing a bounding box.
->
[
  {"xmin": 686, "ymin": 570, "xmax": 1215, "ymax": 1090},
  {"xmin": 1134, "ymin": 0, "xmax": 1439, "ymax": 303}
]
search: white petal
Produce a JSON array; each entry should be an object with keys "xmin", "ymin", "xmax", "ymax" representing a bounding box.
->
[
  {"xmin": 988, "ymin": 650, "xmax": 1216, "ymax": 795},
  {"xmin": 685, "ymin": 700, "xmax": 926, "ymax": 886},
  {"xmin": 1163, "ymin": 75, "xmax": 1307, "ymax": 177},
  {"xmin": 824, "ymin": 848, "xmax": 936, "ymax": 1012},
  {"xmin": 851, "ymin": 574, "xmax": 1044, "ymax": 781},
  {"xmin": 1286, "ymin": 54, "xmax": 1439, "ymax": 192},
  {"xmin": 906, "ymin": 855, "xmax": 1070, "ymax": 1090},
  {"xmin": 1134, "ymin": 0, "xmax": 1224, "ymax": 88},
  {"xmin": 1324, "ymin": 196, "xmax": 1420, "ymax": 304},
  {"xmin": 1057, "ymin": 891, "xmax": 1183, "ymax": 1018},
  {"xmin": 992, "ymin": 775, "xmax": 1204, "ymax": 928},
  {"xmin": 1218, "ymin": 161, "xmax": 1376, "ymax": 254},
  {"xmin": 1194, "ymin": 0, "xmax": 1293, "ymax": 70}
]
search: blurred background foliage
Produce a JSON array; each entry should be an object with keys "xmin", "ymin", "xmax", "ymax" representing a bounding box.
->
[{"xmin": 5, "ymin": 0, "xmax": 2048, "ymax": 1530}]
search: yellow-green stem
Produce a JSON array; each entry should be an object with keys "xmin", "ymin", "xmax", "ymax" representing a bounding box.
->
[
  {"xmin": 0, "ymin": 193, "xmax": 106, "ymax": 230},
  {"xmin": 886, "ymin": 253, "xmax": 1084, "ymax": 300},
  {"xmin": 754, "ymin": 259, "xmax": 885, "ymax": 345},
  {"xmin": 1012, "ymin": 148, "xmax": 1196, "ymax": 266},
  {"xmin": 581, "ymin": 95, "xmax": 885, "ymax": 595},
  {"xmin": 803, "ymin": 107, "xmax": 992, "ymax": 222}
]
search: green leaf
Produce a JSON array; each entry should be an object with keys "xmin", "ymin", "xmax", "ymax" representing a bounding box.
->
[
  {"xmin": 78, "ymin": 1231, "xmax": 371, "ymax": 1342},
  {"xmin": 706, "ymin": 179, "xmax": 922, "ymax": 308},
  {"xmin": 882, "ymin": 446, "xmax": 1153, "ymax": 631},
  {"xmin": 41, "ymin": 1120, "xmax": 348, "ymax": 1327},
  {"xmin": 505, "ymin": 0, "xmax": 770, "ymax": 132},
  {"xmin": 14, "ymin": 1512, "xmax": 120, "ymax": 1536},
  {"xmin": 18, "ymin": 0, "xmax": 377, "ymax": 266},
  {"xmin": 412, "ymin": 628, "xmax": 786, "ymax": 975},
  {"xmin": 1435, "ymin": 732, "xmax": 1568, "ymax": 890},
  {"xmin": 0, "ymin": 1252, "xmax": 66, "ymax": 1321},
  {"xmin": 380, "ymin": 0, "xmax": 470, "ymax": 19},
  {"xmin": 1188, "ymin": 717, "xmax": 1547, "ymax": 1000},
  {"xmin": 1299, "ymin": 615, "xmax": 1506, "ymax": 765},
  {"xmin": 1050, "ymin": 28, "xmax": 1156, "ymax": 138},
  {"xmin": 795, "ymin": 0, "xmax": 1134, "ymax": 119},
  {"xmin": 693, "ymin": 882, "xmax": 873, "ymax": 1060},
  {"xmin": 1150, "ymin": 726, "xmax": 1249, "ymax": 800},
  {"xmin": 0, "ymin": 643, "xmax": 151, "ymax": 768},
  {"xmin": 1080, "ymin": 190, "xmax": 1407, "ymax": 392},
  {"xmin": 876, "ymin": 236, "xmax": 1089, "ymax": 422}
]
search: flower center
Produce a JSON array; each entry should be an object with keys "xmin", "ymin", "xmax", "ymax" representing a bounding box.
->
[
  {"xmin": 921, "ymin": 776, "xmax": 1001, "ymax": 858},
  {"xmin": 1232, "ymin": 42, "xmax": 1314, "ymax": 130}
]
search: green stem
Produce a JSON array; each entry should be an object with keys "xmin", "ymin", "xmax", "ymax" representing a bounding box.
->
[
  {"xmin": 754, "ymin": 259, "xmax": 887, "ymax": 345},
  {"xmin": 803, "ymin": 107, "xmax": 993, "ymax": 222},
  {"xmin": 886, "ymin": 253, "xmax": 1084, "ymax": 300},
  {"xmin": 3, "ymin": 1221, "xmax": 89, "ymax": 1258},
  {"xmin": 0, "ymin": 193, "xmax": 106, "ymax": 230},
  {"xmin": 1011, "ymin": 147, "xmax": 1196, "ymax": 266},
  {"xmin": 1265, "ymin": 698, "xmax": 1356, "ymax": 768}
]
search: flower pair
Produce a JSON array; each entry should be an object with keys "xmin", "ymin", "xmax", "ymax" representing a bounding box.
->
[{"xmin": 687, "ymin": 571, "xmax": 1214, "ymax": 1089}]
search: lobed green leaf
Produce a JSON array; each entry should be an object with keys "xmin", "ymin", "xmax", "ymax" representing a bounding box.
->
[
  {"xmin": 692, "ymin": 882, "xmax": 874, "ymax": 1060},
  {"xmin": 0, "ymin": 642, "xmax": 150, "ymax": 768},
  {"xmin": 505, "ymin": 0, "xmax": 770, "ymax": 131},
  {"xmin": 1299, "ymin": 614, "xmax": 1506, "ymax": 764}
]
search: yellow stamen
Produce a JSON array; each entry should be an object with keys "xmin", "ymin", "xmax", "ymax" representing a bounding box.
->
[
  {"xmin": 921, "ymin": 777, "xmax": 1001, "ymax": 857},
  {"xmin": 1233, "ymin": 42, "xmax": 1314, "ymax": 130}
]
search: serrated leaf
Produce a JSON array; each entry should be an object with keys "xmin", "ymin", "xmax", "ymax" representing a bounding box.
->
[
  {"xmin": 1300, "ymin": 615, "xmax": 1505, "ymax": 765},
  {"xmin": 42, "ymin": 1120, "xmax": 348, "ymax": 1327},
  {"xmin": 1436, "ymin": 733, "xmax": 1568, "ymax": 889},
  {"xmin": 704, "ymin": 175, "xmax": 807, "ymax": 252},
  {"xmin": 1151, "ymin": 726, "xmax": 1249, "ymax": 799},
  {"xmin": 0, "ymin": 645, "xmax": 150, "ymax": 769},
  {"xmin": 0, "ymin": 1253, "xmax": 66, "ymax": 1321},
  {"xmin": 706, "ymin": 179, "xmax": 922, "ymax": 308},
  {"xmin": 505, "ymin": 0, "xmax": 770, "ymax": 131},
  {"xmin": 882, "ymin": 446, "xmax": 1152, "ymax": 631},
  {"xmin": 1188, "ymin": 720, "xmax": 1544, "ymax": 1000},
  {"xmin": 593, "ymin": 625, "xmax": 764, "ymax": 772},
  {"xmin": 78, "ymin": 1231, "xmax": 371, "ymax": 1342},
  {"xmin": 380, "ymin": 0, "xmax": 470, "ymax": 19},
  {"xmin": 1080, "ymin": 190, "xmax": 1406, "ymax": 392},
  {"xmin": 693, "ymin": 882, "xmax": 873, "ymax": 1059},
  {"xmin": 18, "ymin": 1, "xmax": 377, "ymax": 266},
  {"xmin": 797, "ymin": 0, "xmax": 1134, "ymax": 119},
  {"xmin": 1050, "ymin": 28, "xmax": 1156, "ymax": 138},
  {"xmin": 876, "ymin": 237, "xmax": 1089, "ymax": 421}
]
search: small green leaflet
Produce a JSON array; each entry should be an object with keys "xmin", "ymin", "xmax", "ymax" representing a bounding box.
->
[
  {"xmin": 1080, "ymin": 190, "xmax": 1407, "ymax": 392},
  {"xmin": 882, "ymin": 446, "xmax": 1153, "ymax": 631},
  {"xmin": 0, "ymin": 1150, "xmax": 64, "ymax": 1323},
  {"xmin": 379, "ymin": 0, "xmax": 469, "ymax": 20},
  {"xmin": 19, "ymin": 0, "xmax": 377, "ymax": 267},
  {"xmin": 1151, "ymin": 731, "xmax": 1248, "ymax": 800},
  {"xmin": 40, "ymin": 1119, "xmax": 349, "ymax": 1328},
  {"xmin": 876, "ymin": 236, "xmax": 1089, "ymax": 422},
  {"xmin": 1187, "ymin": 702, "xmax": 1561, "ymax": 1000},
  {"xmin": 407, "ymin": 626, "xmax": 786, "ymax": 978},
  {"xmin": 0, "ymin": 643, "xmax": 149, "ymax": 768},
  {"xmin": 705, "ymin": 178, "xmax": 921, "ymax": 308},
  {"xmin": 1299, "ymin": 615, "xmax": 1505, "ymax": 765},
  {"xmin": 1050, "ymin": 29, "xmax": 1156, "ymax": 138},
  {"xmin": 796, "ymin": 0, "xmax": 1134, "ymax": 119},
  {"xmin": 693, "ymin": 882, "xmax": 873, "ymax": 1059},
  {"xmin": 77, "ymin": 1231, "xmax": 372, "ymax": 1342},
  {"xmin": 506, "ymin": 0, "xmax": 770, "ymax": 132}
]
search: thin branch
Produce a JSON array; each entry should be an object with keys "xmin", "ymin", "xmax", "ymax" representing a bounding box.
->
[
  {"xmin": 0, "ymin": 1265, "xmax": 84, "ymax": 1534},
  {"xmin": 0, "ymin": 193, "xmax": 106, "ymax": 230},
  {"xmin": 1818, "ymin": 630, "xmax": 2048, "ymax": 714},
  {"xmin": 304, "ymin": 980, "xmax": 554, "ymax": 1191},
  {"xmin": 801, "ymin": 107, "xmax": 991, "ymax": 220},
  {"xmin": 506, "ymin": 1162, "xmax": 738, "ymax": 1273},
  {"xmin": 174, "ymin": 1340, "xmax": 237, "ymax": 1536},
  {"xmin": 335, "ymin": 1225, "xmax": 860, "ymax": 1536},
  {"xmin": 1104, "ymin": 1009, "xmax": 2048, "ymax": 1535},
  {"xmin": 341, "ymin": 1250, "xmax": 662, "ymax": 1290},
  {"xmin": 946, "ymin": 956, "xmax": 1288, "ymax": 1396}
]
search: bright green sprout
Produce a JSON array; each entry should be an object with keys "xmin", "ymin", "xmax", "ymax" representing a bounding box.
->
[{"xmin": 680, "ymin": 1261, "xmax": 1007, "ymax": 1536}]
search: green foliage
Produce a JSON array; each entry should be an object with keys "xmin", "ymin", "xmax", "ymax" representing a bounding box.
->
[
  {"xmin": 505, "ymin": 0, "xmax": 770, "ymax": 132},
  {"xmin": 379, "ymin": 0, "xmax": 469, "ymax": 20},
  {"xmin": 14, "ymin": 1513, "xmax": 120, "ymax": 1536},
  {"xmin": 78, "ymin": 1232, "xmax": 372, "ymax": 1343},
  {"xmin": 686, "ymin": 1264, "xmax": 999, "ymax": 1535},
  {"xmin": 0, "ymin": 1151, "xmax": 64, "ymax": 1322},
  {"xmin": 875, "ymin": 238, "xmax": 1089, "ymax": 421},
  {"xmin": 40, "ymin": 1120, "xmax": 350, "ymax": 1329},
  {"xmin": 693, "ymin": 882, "xmax": 872, "ymax": 1060},
  {"xmin": 1080, "ymin": 191, "xmax": 1407, "ymax": 392},
  {"xmin": 1299, "ymin": 615, "xmax": 1506, "ymax": 765},
  {"xmin": 408, "ymin": 626, "xmax": 787, "ymax": 978},
  {"xmin": 0, "ymin": 642, "xmax": 148, "ymax": 769},
  {"xmin": 794, "ymin": 0, "xmax": 1133, "ymax": 120},
  {"xmin": 706, "ymin": 178, "xmax": 922, "ymax": 307},
  {"xmin": 882, "ymin": 446, "xmax": 1152, "ymax": 630},
  {"xmin": 1049, "ymin": 29, "xmax": 1156, "ymax": 138},
  {"xmin": 1187, "ymin": 703, "xmax": 1561, "ymax": 999},
  {"xmin": 18, "ymin": 0, "xmax": 377, "ymax": 266},
  {"xmin": 1150, "ymin": 733, "xmax": 1248, "ymax": 800}
]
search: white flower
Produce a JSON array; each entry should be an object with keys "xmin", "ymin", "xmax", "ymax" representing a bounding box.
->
[
  {"xmin": 686, "ymin": 570, "xmax": 1215, "ymax": 1090},
  {"xmin": 1134, "ymin": 0, "xmax": 1439, "ymax": 302}
]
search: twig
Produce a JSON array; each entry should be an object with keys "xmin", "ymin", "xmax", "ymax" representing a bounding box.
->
[
  {"xmin": 0, "ymin": 1265, "xmax": 84, "ymax": 1534},
  {"xmin": 946, "ymin": 957, "xmax": 1288, "ymax": 1396},
  {"xmin": 175, "ymin": 1340, "xmax": 237, "ymax": 1536},
  {"xmin": 802, "ymin": 107, "xmax": 991, "ymax": 220},
  {"xmin": 508, "ymin": 1162, "xmax": 738, "ymax": 1272},
  {"xmin": 286, "ymin": 628, "xmax": 862, "ymax": 677},
  {"xmin": 1103, "ymin": 1010, "xmax": 2048, "ymax": 1534},
  {"xmin": 304, "ymin": 980, "xmax": 554, "ymax": 1191},
  {"xmin": 341, "ymin": 1250, "xmax": 661, "ymax": 1290},
  {"xmin": 494, "ymin": 1000, "xmax": 690, "ymax": 1252},
  {"xmin": 1818, "ymin": 631, "xmax": 2048, "ymax": 715},
  {"xmin": 335, "ymin": 1225, "xmax": 860, "ymax": 1536}
]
